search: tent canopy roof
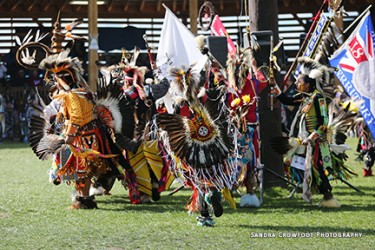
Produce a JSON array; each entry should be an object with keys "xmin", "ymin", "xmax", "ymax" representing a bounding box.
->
[{"xmin": 0, "ymin": 0, "xmax": 372, "ymax": 18}]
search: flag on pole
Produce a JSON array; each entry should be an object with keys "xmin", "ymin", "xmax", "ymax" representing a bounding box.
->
[
  {"xmin": 156, "ymin": 5, "xmax": 203, "ymax": 75},
  {"xmin": 329, "ymin": 11, "xmax": 375, "ymax": 138},
  {"xmin": 156, "ymin": 5, "xmax": 204, "ymax": 113},
  {"xmin": 294, "ymin": 13, "xmax": 330, "ymax": 78}
]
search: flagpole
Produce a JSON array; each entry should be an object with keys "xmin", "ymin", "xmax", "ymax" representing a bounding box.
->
[
  {"xmin": 282, "ymin": 0, "xmax": 329, "ymax": 86},
  {"xmin": 88, "ymin": 0, "xmax": 98, "ymax": 92},
  {"xmin": 336, "ymin": 5, "xmax": 372, "ymax": 41}
]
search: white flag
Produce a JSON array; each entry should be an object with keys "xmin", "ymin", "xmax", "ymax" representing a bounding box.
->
[
  {"xmin": 156, "ymin": 6, "xmax": 203, "ymax": 72},
  {"xmin": 156, "ymin": 5, "xmax": 204, "ymax": 112}
]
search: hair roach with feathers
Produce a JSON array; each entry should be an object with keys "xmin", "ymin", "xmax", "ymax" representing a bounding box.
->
[{"xmin": 297, "ymin": 56, "xmax": 336, "ymax": 99}]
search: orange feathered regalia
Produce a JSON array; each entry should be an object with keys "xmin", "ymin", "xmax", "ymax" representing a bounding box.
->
[{"xmin": 15, "ymin": 14, "xmax": 138, "ymax": 209}]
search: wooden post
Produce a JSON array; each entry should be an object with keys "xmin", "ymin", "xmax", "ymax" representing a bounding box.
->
[
  {"xmin": 189, "ymin": 0, "xmax": 198, "ymax": 35},
  {"xmin": 249, "ymin": 0, "xmax": 278, "ymax": 39},
  {"xmin": 88, "ymin": 0, "xmax": 98, "ymax": 91},
  {"xmin": 248, "ymin": 0, "xmax": 285, "ymax": 188}
]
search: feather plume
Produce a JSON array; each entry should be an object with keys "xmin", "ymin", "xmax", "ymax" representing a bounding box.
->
[
  {"xmin": 315, "ymin": 23, "xmax": 341, "ymax": 65},
  {"xmin": 250, "ymin": 34, "xmax": 260, "ymax": 51},
  {"xmin": 195, "ymin": 35, "xmax": 206, "ymax": 52},
  {"xmin": 29, "ymin": 114, "xmax": 65, "ymax": 160},
  {"xmin": 22, "ymin": 29, "xmax": 33, "ymax": 44},
  {"xmin": 226, "ymin": 55, "xmax": 237, "ymax": 89},
  {"xmin": 65, "ymin": 18, "xmax": 84, "ymax": 31},
  {"xmin": 15, "ymin": 36, "xmax": 22, "ymax": 46},
  {"xmin": 96, "ymin": 95, "xmax": 122, "ymax": 132},
  {"xmin": 129, "ymin": 47, "xmax": 140, "ymax": 66},
  {"xmin": 327, "ymin": 101, "xmax": 358, "ymax": 145},
  {"xmin": 36, "ymin": 135, "xmax": 65, "ymax": 160},
  {"xmin": 35, "ymin": 30, "xmax": 40, "ymax": 41}
]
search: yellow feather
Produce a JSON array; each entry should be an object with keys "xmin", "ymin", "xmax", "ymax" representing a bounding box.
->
[
  {"xmin": 231, "ymin": 98, "xmax": 241, "ymax": 108},
  {"xmin": 242, "ymin": 95, "xmax": 251, "ymax": 105},
  {"xmin": 222, "ymin": 188, "xmax": 236, "ymax": 209}
]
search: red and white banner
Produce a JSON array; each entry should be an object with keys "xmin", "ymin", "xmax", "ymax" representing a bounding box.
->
[{"xmin": 211, "ymin": 15, "xmax": 237, "ymax": 55}]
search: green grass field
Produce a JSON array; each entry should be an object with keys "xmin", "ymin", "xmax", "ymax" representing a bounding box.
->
[{"xmin": 1, "ymin": 137, "xmax": 374, "ymax": 249}]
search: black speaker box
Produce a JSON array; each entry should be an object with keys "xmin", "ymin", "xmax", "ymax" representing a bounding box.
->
[
  {"xmin": 245, "ymin": 30, "xmax": 273, "ymax": 67},
  {"xmin": 205, "ymin": 36, "xmax": 228, "ymax": 68}
]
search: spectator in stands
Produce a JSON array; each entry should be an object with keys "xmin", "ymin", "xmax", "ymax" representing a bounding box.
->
[
  {"xmin": 0, "ymin": 54, "xmax": 7, "ymax": 88},
  {"xmin": 19, "ymin": 88, "xmax": 41, "ymax": 143},
  {"xmin": 28, "ymin": 70, "xmax": 43, "ymax": 87},
  {"xmin": 28, "ymin": 69, "xmax": 50, "ymax": 104},
  {"xmin": 0, "ymin": 88, "xmax": 5, "ymax": 143},
  {"xmin": 4, "ymin": 48, "xmax": 17, "ymax": 73},
  {"xmin": 18, "ymin": 97, "xmax": 27, "ymax": 143},
  {"xmin": 13, "ymin": 69, "xmax": 29, "ymax": 89},
  {"xmin": 3, "ymin": 87, "xmax": 19, "ymax": 140}
]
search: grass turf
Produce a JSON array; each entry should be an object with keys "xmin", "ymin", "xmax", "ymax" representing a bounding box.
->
[{"xmin": 0, "ymin": 137, "xmax": 374, "ymax": 249}]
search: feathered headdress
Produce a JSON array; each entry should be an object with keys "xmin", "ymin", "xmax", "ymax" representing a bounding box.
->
[
  {"xmin": 39, "ymin": 48, "xmax": 85, "ymax": 89},
  {"xmin": 117, "ymin": 47, "xmax": 148, "ymax": 93},
  {"xmin": 168, "ymin": 65, "xmax": 201, "ymax": 106},
  {"xmin": 314, "ymin": 22, "xmax": 342, "ymax": 65},
  {"xmin": 97, "ymin": 47, "xmax": 147, "ymax": 88},
  {"xmin": 297, "ymin": 56, "xmax": 335, "ymax": 98}
]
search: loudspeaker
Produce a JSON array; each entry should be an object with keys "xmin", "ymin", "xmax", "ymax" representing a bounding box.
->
[
  {"xmin": 205, "ymin": 36, "xmax": 228, "ymax": 68},
  {"xmin": 244, "ymin": 30, "xmax": 273, "ymax": 67}
]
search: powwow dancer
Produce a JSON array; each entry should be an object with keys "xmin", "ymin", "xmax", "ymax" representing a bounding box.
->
[
  {"xmin": 355, "ymin": 119, "xmax": 375, "ymax": 177},
  {"xmin": 226, "ymin": 48, "xmax": 268, "ymax": 208},
  {"xmin": 95, "ymin": 49, "xmax": 174, "ymax": 203},
  {"xmin": 155, "ymin": 62, "xmax": 243, "ymax": 226},
  {"xmin": 270, "ymin": 57, "xmax": 356, "ymax": 208},
  {"xmin": 16, "ymin": 16, "xmax": 135, "ymax": 209},
  {"xmin": 0, "ymin": 92, "xmax": 5, "ymax": 142}
]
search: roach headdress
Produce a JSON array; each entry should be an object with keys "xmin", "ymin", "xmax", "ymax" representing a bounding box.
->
[{"xmin": 297, "ymin": 56, "xmax": 335, "ymax": 98}]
